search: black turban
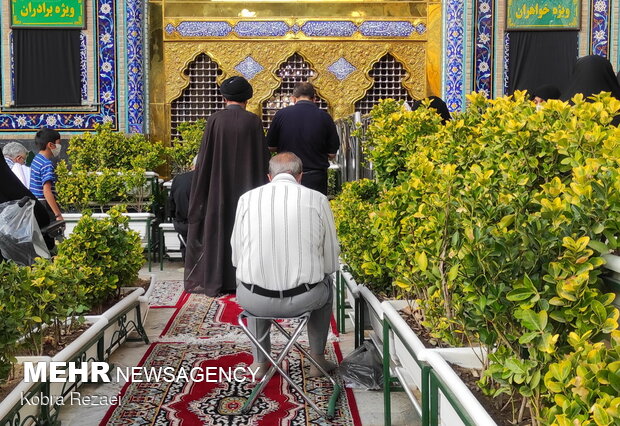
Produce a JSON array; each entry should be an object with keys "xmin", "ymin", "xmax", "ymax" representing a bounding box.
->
[{"xmin": 219, "ymin": 76, "xmax": 253, "ymax": 102}]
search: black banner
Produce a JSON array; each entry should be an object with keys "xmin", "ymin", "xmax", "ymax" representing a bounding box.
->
[{"xmin": 14, "ymin": 29, "xmax": 81, "ymax": 107}]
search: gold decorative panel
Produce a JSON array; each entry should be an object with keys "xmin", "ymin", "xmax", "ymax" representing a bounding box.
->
[
  {"xmin": 164, "ymin": 41, "xmax": 426, "ymax": 120},
  {"xmin": 149, "ymin": 1, "xmax": 442, "ymax": 144}
]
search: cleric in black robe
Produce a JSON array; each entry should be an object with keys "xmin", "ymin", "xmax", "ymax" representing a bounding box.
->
[
  {"xmin": 184, "ymin": 76, "xmax": 269, "ymax": 296},
  {"xmin": 0, "ymin": 156, "xmax": 52, "ymax": 261},
  {"xmin": 561, "ymin": 55, "xmax": 620, "ymax": 126}
]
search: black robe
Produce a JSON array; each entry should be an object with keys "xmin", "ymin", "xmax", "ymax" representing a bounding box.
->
[{"xmin": 184, "ymin": 105, "xmax": 269, "ymax": 296}]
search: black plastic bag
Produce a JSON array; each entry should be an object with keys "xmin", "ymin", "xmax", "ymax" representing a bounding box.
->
[{"xmin": 339, "ymin": 341, "xmax": 383, "ymax": 390}]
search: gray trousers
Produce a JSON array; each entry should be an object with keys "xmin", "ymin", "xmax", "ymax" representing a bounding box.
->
[{"xmin": 236, "ymin": 276, "xmax": 333, "ymax": 363}]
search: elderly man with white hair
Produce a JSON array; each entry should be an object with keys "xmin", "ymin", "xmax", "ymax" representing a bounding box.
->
[
  {"xmin": 231, "ymin": 152, "xmax": 340, "ymax": 379},
  {"xmin": 2, "ymin": 142, "xmax": 31, "ymax": 188}
]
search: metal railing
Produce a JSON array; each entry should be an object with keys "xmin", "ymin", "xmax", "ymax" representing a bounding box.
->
[
  {"xmin": 0, "ymin": 297, "xmax": 148, "ymax": 426},
  {"xmin": 382, "ymin": 301, "xmax": 496, "ymax": 426},
  {"xmin": 334, "ymin": 112, "xmax": 374, "ymax": 184},
  {"xmin": 335, "ymin": 264, "xmax": 497, "ymax": 426}
]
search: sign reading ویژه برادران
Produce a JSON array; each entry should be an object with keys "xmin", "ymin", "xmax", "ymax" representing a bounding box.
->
[
  {"xmin": 506, "ymin": 0, "xmax": 580, "ymax": 30},
  {"xmin": 11, "ymin": 0, "xmax": 84, "ymax": 28}
]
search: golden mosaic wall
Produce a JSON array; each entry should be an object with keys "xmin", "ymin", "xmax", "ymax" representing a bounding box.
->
[{"xmin": 149, "ymin": 1, "xmax": 442, "ymax": 143}]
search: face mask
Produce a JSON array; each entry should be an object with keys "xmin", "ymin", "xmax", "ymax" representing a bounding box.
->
[{"xmin": 51, "ymin": 143, "xmax": 62, "ymax": 157}]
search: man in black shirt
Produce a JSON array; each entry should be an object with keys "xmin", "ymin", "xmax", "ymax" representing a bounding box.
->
[
  {"xmin": 169, "ymin": 157, "xmax": 196, "ymax": 258},
  {"xmin": 266, "ymin": 82, "xmax": 339, "ymax": 195}
]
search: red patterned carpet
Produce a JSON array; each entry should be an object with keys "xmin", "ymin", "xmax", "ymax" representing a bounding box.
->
[
  {"xmin": 160, "ymin": 293, "xmax": 243, "ymax": 338},
  {"xmin": 148, "ymin": 280, "xmax": 188, "ymax": 308},
  {"xmin": 101, "ymin": 290, "xmax": 361, "ymax": 425}
]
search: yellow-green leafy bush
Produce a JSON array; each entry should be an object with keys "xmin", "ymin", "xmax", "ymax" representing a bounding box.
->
[
  {"xmin": 332, "ymin": 179, "xmax": 391, "ymax": 293},
  {"xmin": 333, "ymin": 92, "xmax": 620, "ymax": 422},
  {"xmin": 25, "ymin": 255, "xmax": 90, "ymax": 354},
  {"xmin": 56, "ymin": 206, "xmax": 143, "ymax": 305},
  {"xmin": 166, "ymin": 119, "xmax": 205, "ymax": 175},
  {"xmin": 0, "ymin": 206, "xmax": 145, "ymax": 379},
  {"xmin": 543, "ymin": 330, "xmax": 620, "ymax": 425},
  {"xmin": 57, "ymin": 123, "xmax": 164, "ymax": 212},
  {"xmin": 0, "ymin": 254, "xmax": 90, "ymax": 363},
  {"xmin": 0, "ymin": 262, "xmax": 32, "ymax": 381}
]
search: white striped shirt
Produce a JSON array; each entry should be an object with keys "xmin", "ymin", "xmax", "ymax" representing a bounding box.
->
[{"xmin": 231, "ymin": 173, "xmax": 340, "ymax": 291}]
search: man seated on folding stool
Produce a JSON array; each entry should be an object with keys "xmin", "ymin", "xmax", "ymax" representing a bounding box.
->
[{"xmin": 231, "ymin": 152, "xmax": 340, "ymax": 380}]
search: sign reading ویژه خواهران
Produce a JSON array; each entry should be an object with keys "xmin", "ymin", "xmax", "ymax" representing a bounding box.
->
[{"xmin": 506, "ymin": 0, "xmax": 580, "ymax": 30}]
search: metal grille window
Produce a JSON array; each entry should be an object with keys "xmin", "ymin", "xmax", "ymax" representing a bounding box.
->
[
  {"xmin": 354, "ymin": 53, "xmax": 414, "ymax": 116},
  {"xmin": 262, "ymin": 53, "xmax": 329, "ymax": 128},
  {"xmin": 170, "ymin": 53, "xmax": 223, "ymax": 141}
]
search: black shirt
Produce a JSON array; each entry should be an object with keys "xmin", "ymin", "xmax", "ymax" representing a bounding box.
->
[
  {"xmin": 266, "ymin": 100, "xmax": 339, "ymax": 171},
  {"xmin": 169, "ymin": 170, "xmax": 194, "ymax": 225}
]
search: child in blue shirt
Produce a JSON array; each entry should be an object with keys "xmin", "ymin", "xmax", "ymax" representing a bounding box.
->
[{"xmin": 30, "ymin": 128, "xmax": 63, "ymax": 221}]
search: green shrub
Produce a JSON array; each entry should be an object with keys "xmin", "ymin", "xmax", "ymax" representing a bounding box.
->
[
  {"xmin": 327, "ymin": 166, "xmax": 341, "ymax": 199},
  {"xmin": 57, "ymin": 164, "xmax": 147, "ymax": 212},
  {"xmin": 332, "ymin": 179, "xmax": 391, "ymax": 293},
  {"xmin": 543, "ymin": 330, "xmax": 620, "ymax": 425},
  {"xmin": 166, "ymin": 119, "xmax": 205, "ymax": 175},
  {"xmin": 0, "ymin": 205, "xmax": 145, "ymax": 374},
  {"xmin": 66, "ymin": 123, "xmax": 164, "ymax": 171},
  {"xmin": 56, "ymin": 206, "xmax": 143, "ymax": 306},
  {"xmin": 57, "ymin": 123, "xmax": 164, "ymax": 212},
  {"xmin": 0, "ymin": 262, "xmax": 32, "ymax": 381},
  {"xmin": 25, "ymin": 255, "xmax": 90, "ymax": 354},
  {"xmin": 336, "ymin": 91, "xmax": 620, "ymax": 422},
  {"xmin": 361, "ymin": 98, "xmax": 444, "ymax": 188},
  {"xmin": 0, "ymin": 255, "xmax": 91, "ymax": 363}
]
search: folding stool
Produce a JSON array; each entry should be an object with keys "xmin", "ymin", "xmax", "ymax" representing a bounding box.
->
[{"xmin": 238, "ymin": 310, "xmax": 342, "ymax": 419}]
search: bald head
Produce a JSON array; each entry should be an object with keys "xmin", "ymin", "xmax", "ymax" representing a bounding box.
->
[{"xmin": 268, "ymin": 152, "xmax": 303, "ymax": 181}]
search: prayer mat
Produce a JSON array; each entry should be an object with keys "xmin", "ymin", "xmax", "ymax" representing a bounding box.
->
[
  {"xmin": 159, "ymin": 293, "xmax": 332, "ymax": 348},
  {"xmin": 160, "ymin": 293, "xmax": 244, "ymax": 338},
  {"xmin": 149, "ymin": 280, "xmax": 188, "ymax": 308},
  {"xmin": 101, "ymin": 291, "xmax": 361, "ymax": 425}
]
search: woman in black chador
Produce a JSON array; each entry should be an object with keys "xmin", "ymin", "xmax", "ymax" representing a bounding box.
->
[
  {"xmin": 410, "ymin": 96, "xmax": 452, "ymax": 124},
  {"xmin": 561, "ymin": 55, "xmax": 620, "ymax": 126}
]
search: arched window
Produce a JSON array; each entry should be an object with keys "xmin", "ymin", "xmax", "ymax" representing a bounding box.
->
[
  {"xmin": 355, "ymin": 53, "xmax": 414, "ymax": 116},
  {"xmin": 262, "ymin": 53, "xmax": 329, "ymax": 129},
  {"xmin": 170, "ymin": 53, "xmax": 223, "ymax": 141}
]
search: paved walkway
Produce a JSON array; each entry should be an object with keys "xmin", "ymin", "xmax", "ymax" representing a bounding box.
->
[{"xmin": 58, "ymin": 261, "xmax": 417, "ymax": 425}]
